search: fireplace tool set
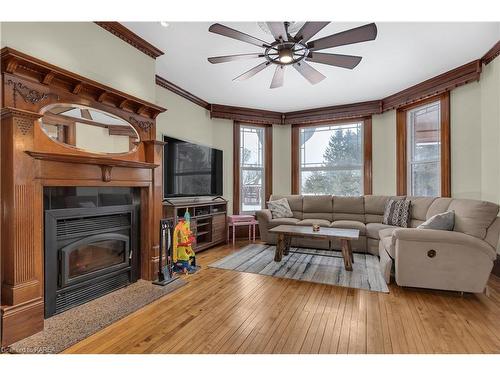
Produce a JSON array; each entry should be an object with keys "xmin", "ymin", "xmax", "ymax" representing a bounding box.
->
[{"xmin": 153, "ymin": 219, "xmax": 179, "ymax": 286}]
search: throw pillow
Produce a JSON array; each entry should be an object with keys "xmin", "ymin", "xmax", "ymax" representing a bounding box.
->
[
  {"xmin": 267, "ymin": 198, "xmax": 293, "ymax": 219},
  {"xmin": 418, "ymin": 210, "xmax": 455, "ymax": 231},
  {"xmin": 382, "ymin": 198, "xmax": 411, "ymax": 227}
]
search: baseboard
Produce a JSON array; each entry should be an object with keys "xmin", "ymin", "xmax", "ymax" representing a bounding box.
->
[
  {"xmin": 492, "ymin": 254, "xmax": 500, "ymax": 277},
  {"xmin": 1, "ymin": 297, "xmax": 44, "ymax": 347}
]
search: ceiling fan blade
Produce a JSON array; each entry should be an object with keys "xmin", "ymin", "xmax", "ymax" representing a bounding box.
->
[
  {"xmin": 208, "ymin": 53, "xmax": 264, "ymax": 64},
  {"xmin": 294, "ymin": 22, "xmax": 330, "ymax": 43},
  {"xmin": 266, "ymin": 22, "xmax": 288, "ymax": 41},
  {"xmin": 270, "ymin": 65, "xmax": 285, "ymax": 89},
  {"xmin": 307, "ymin": 23, "xmax": 377, "ymax": 51},
  {"xmin": 293, "ymin": 61, "xmax": 326, "ymax": 85},
  {"xmin": 233, "ymin": 61, "xmax": 271, "ymax": 81},
  {"xmin": 306, "ymin": 52, "xmax": 362, "ymax": 69},
  {"xmin": 209, "ymin": 23, "xmax": 270, "ymax": 48}
]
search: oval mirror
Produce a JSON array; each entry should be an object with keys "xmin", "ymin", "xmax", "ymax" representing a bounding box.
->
[{"xmin": 40, "ymin": 104, "xmax": 140, "ymax": 154}]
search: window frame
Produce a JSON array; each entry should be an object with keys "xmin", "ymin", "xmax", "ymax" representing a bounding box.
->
[
  {"xmin": 291, "ymin": 117, "xmax": 372, "ymax": 195},
  {"xmin": 396, "ymin": 92, "xmax": 451, "ymax": 197},
  {"xmin": 233, "ymin": 121, "xmax": 273, "ymax": 215}
]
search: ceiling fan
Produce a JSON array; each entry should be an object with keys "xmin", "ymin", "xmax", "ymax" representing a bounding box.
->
[{"xmin": 207, "ymin": 22, "xmax": 377, "ymax": 89}]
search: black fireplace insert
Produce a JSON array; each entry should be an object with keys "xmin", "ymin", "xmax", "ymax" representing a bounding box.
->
[{"xmin": 44, "ymin": 188, "xmax": 139, "ymax": 318}]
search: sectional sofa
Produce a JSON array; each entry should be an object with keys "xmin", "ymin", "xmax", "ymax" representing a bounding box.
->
[{"xmin": 255, "ymin": 195, "xmax": 500, "ymax": 293}]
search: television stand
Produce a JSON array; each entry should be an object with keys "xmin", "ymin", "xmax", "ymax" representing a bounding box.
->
[{"xmin": 163, "ymin": 198, "xmax": 228, "ymax": 252}]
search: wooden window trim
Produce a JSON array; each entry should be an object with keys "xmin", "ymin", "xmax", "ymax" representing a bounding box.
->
[
  {"xmin": 396, "ymin": 92, "xmax": 451, "ymax": 197},
  {"xmin": 291, "ymin": 117, "xmax": 373, "ymax": 195},
  {"xmin": 233, "ymin": 121, "xmax": 273, "ymax": 215}
]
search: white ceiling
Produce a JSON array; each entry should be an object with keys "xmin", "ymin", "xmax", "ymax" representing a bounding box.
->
[{"xmin": 124, "ymin": 22, "xmax": 500, "ymax": 112}]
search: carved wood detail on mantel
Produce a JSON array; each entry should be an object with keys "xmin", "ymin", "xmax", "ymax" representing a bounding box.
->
[{"xmin": 1, "ymin": 47, "xmax": 166, "ymax": 119}]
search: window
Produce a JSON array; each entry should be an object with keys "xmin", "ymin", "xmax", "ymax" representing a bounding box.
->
[
  {"xmin": 292, "ymin": 119, "xmax": 372, "ymax": 196},
  {"xmin": 397, "ymin": 92, "xmax": 450, "ymax": 197},
  {"xmin": 240, "ymin": 125, "xmax": 265, "ymax": 212},
  {"xmin": 407, "ymin": 102, "xmax": 441, "ymax": 196},
  {"xmin": 233, "ymin": 122, "xmax": 272, "ymax": 214}
]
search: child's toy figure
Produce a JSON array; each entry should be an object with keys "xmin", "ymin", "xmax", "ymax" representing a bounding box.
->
[{"xmin": 172, "ymin": 212, "xmax": 198, "ymax": 274}]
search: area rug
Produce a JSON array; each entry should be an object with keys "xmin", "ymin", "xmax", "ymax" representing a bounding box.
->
[
  {"xmin": 8, "ymin": 278, "xmax": 186, "ymax": 354},
  {"xmin": 209, "ymin": 244, "xmax": 389, "ymax": 293}
]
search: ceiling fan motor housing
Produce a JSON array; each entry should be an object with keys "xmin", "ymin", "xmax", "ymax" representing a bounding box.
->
[{"xmin": 265, "ymin": 41, "xmax": 309, "ymax": 66}]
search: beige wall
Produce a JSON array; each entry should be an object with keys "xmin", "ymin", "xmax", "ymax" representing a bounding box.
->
[
  {"xmin": 450, "ymin": 82, "xmax": 483, "ymax": 199},
  {"xmin": 372, "ymin": 110, "xmax": 397, "ymax": 195},
  {"xmin": 272, "ymin": 124, "xmax": 292, "ymax": 195},
  {"xmin": 480, "ymin": 57, "xmax": 500, "ymax": 205},
  {"xmin": 0, "ymin": 22, "xmax": 156, "ymax": 102}
]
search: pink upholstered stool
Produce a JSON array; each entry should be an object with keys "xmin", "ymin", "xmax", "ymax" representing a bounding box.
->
[{"xmin": 227, "ymin": 215, "xmax": 257, "ymax": 245}]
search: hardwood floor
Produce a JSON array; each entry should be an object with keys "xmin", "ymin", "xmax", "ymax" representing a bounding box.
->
[{"xmin": 64, "ymin": 241, "xmax": 500, "ymax": 354}]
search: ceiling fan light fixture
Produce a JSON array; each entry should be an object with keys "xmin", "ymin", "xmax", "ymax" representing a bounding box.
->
[
  {"xmin": 160, "ymin": 21, "xmax": 169, "ymax": 28},
  {"xmin": 278, "ymin": 48, "xmax": 293, "ymax": 64}
]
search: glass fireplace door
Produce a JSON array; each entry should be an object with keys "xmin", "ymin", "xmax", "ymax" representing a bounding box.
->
[{"xmin": 60, "ymin": 233, "xmax": 130, "ymax": 288}]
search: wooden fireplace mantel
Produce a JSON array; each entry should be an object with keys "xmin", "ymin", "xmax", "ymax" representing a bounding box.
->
[
  {"xmin": 1, "ymin": 48, "xmax": 167, "ymax": 347},
  {"xmin": 26, "ymin": 151, "xmax": 160, "ymax": 169}
]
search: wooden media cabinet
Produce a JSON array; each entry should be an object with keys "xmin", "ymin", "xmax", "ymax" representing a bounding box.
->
[{"xmin": 163, "ymin": 198, "xmax": 228, "ymax": 251}]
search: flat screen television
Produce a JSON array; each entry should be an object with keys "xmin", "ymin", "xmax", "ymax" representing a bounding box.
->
[{"xmin": 163, "ymin": 136, "xmax": 223, "ymax": 198}]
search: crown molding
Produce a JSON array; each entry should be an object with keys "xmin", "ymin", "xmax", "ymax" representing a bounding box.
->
[
  {"xmin": 381, "ymin": 60, "xmax": 482, "ymax": 112},
  {"xmin": 284, "ymin": 100, "xmax": 382, "ymax": 125},
  {"xmin": 95, "ymin": 22, "xmax": 164, "ymax": 59},
  {"xmin": 155, "ymin": 75, "xmax": 210, "ymax": 109},
  {"xmin": 482, "ymin": 40, "xmax": 500, "ymax": 65},
  {"xmin": 210, "ymin": 104, "xmax": 283, "ymax": 125},
  {"xmin": 1, "ymin": 47, "xmax": 166, "ymax": 119}
]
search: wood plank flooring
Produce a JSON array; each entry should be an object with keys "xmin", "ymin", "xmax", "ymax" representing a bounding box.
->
[{"xmin": 64, "ymin": 241, "xmax": 500, "ymax": 354}]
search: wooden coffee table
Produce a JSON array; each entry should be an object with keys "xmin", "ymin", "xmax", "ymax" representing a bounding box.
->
[{"xmin": 269, "ymin": 225, "xmax": 360, "ymax": 271}]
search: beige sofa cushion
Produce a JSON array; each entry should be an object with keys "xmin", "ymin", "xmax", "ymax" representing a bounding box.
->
[
  {"xmin": 297, "ymin": 218, "xmax": 331, "ymax": 227},
  {"xmin": 379, "ymin": 227, "xmax": 397, "ymax": 239},
  {"xmin": 407, "ymin": 196, "xmax": 437, "ymax": 221},
  {"xmin": 366, "ymin": 223, "xmax": 397, "ymax": 239},
  {"xmin": 333, "ymin": 196, "xmax": 365, "ymax": 221},
  {"xmin": 269, "ymin": 217, "xmax": 301, "ymax": 227},
  {"xmin": 448, "ymin": 199, "xmax": 499, "ymax": 239},
  {"xmin": 364, "ymin": 195, "xmax": 390, "ymax": 223},
  {"xmin": 303, "ymin": 196, "xmax": 333, "ymax": 221},
  {"xmin": 364, "ymin": 195, "xmax": 404, "ymax": 223},
  {"xmin": 270, "ymin": 195, "xmax": 303, "ymax": 219},
  {"xmin": 426, "ymin": 198, "xmax": 453, "ymax": 219},
  {"xmin": 330, "ymin": 220, "xmax": 366, "ymax": 235}
]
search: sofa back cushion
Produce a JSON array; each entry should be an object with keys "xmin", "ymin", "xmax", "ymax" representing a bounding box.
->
[
  {"xmin": 407, "ymin": 196, "xmax": 437, "ymax": 227},
  {"xmin": 426, "ymin": 198, "xmax": 453, "ymax": 219},
  {"xmin": 364, "ymin": 195, "xmax": 404, "ymax": 223},
  {"xmin": 303, "ymin": 196, "xmax": 333, "ymax": 221},
  {"xmin": 270, "ymin": 195, "xmax": 303, "ymax": 219},
  {"xmin": 333, "ymin": 196, "xmax": 365, "ymax": 221},
  {"xmin": 448, "ymin": 199, "xmax": 499, "ymax": 239}
]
